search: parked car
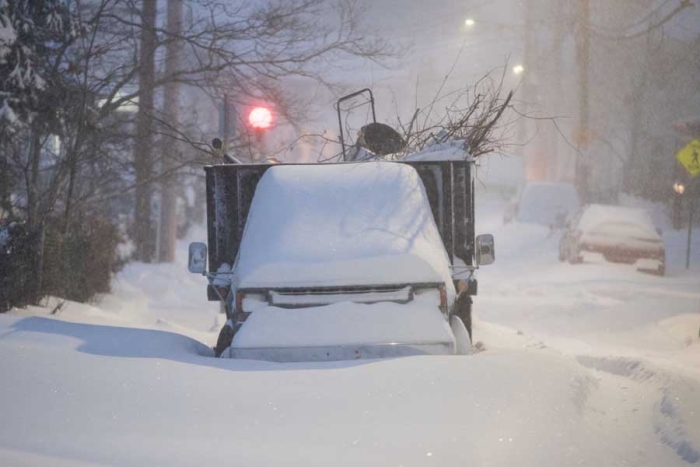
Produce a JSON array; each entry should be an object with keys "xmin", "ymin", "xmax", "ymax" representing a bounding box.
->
[
  {"xmin": 558, "ymin": 204, "xmax": 665, "ymax": 275},
  {"xmin": 503, "ymin": 182, "xmax": 581, "ymax": 227}
]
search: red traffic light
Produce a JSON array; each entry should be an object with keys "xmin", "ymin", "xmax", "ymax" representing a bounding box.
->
[{"xmin": 248, "ymin": 106, "xmax": 272, "ymax": 130}]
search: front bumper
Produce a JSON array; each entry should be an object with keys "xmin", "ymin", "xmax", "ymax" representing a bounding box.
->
[
  {"xmin": 580, "ymin": 242, "xmax": 664, "ymax": 264},
  {"xmin": 227, "ymin": 341, "xmax": 455, "ymax": 362}
]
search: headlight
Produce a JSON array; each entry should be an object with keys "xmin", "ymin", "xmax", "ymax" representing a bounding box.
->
[{"xmin": 235, "ymin": 291, "xmax": 268, "ymax": 321}]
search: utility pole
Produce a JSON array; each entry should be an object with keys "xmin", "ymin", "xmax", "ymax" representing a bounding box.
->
[
  {"xmin": 574, "ymin": 0, "xmax": 591, "ymax": 203},
  {"xmin": 687, "ymin": 180, "xmax": 698, "ymax": 269},
  {"xmin": 687, "ymin": 193, "xmax": 694, "ymax": 269},
  {"xmin": 133, "ymin": 0, "xmax": 157, "ymax": 262},
  {"xmin": 157, "ymin": 0, "xmax": 183, "ymax": 263}
]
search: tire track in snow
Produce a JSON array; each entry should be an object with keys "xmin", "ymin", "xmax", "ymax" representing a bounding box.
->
[
  {"xmin": 569, "ymin": 374, "xmax": 599, "ymax": 415},
  {"xmin": 655, "ymin": 389, "xmax": 700, "ymax": 464},
  {"xmin": 576, "ymin": 355, "xmax": 658, "ymax": 383},
  {"xmin": 576, "ymin": 355, "xmax": 700, "ymax": 464}
]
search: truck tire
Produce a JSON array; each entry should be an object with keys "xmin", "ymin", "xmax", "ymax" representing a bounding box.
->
[
  {"xmin": 568, "ymin": 245, "xmax": 583, "ymax": 264},
  {"xmin": 213, "ymin": 321, "xmax": 240, "ymax": 357},
  {"xmin": 455, "ymin": 294, "xmax": 473, "ymax": 342},
  {"xmin": 558, "ymin": 240, "xmax": 567, "ymax": 262},
  {"xmin": 450, "ymin": 315, "xmax": 472, "ymax": 355}
]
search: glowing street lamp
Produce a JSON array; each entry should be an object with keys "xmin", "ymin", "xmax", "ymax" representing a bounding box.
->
[
  {"xmin": 512, "ymin": 64, "xmax": 525, "ymax": 75},
  {"xmin": 464, "ymin": 18, "xmax": 475, "ymax": 28}
]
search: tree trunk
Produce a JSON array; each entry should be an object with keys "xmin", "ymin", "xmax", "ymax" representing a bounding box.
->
[
  {"xmin": 63, "ymin": 148, "xmax": 78, "ymax": 233},
  {"xmin": 133, "ymin": 0, "xmax": 158, "ymax": 262},
  {"xmin": 27, "ymin": 125, "xmax": 42, "ymax": 230},
  {"xmin": 157, "ymin": 0, "xmax": 183, "ymax": 263},
  {"xmin": 26, "ymin": 125, "xmax": 45, "ymax": 304}
]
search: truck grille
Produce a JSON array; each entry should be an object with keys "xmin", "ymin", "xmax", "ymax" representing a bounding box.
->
[{"xmin": 267, "ymin": 284, "xmax": 417, "ymax": 308}]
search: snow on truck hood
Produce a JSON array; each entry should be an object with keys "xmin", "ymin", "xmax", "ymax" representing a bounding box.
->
[{"xmin": 232, "ymin": 162, "xmax": 453, "ymax": 290}]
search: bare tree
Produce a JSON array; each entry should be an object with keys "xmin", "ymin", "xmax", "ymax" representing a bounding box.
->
[
  {"xmin": 0, "ymin": 0, "xmax": 396, "ymax": 308},
  {"xmin": 3, "ymin": 0, "xmax": 395, "ymax": 258},
  {"xmin": 397, "ymin": 72, "xmax": 515, "ymax": 159},
  {"xmin": 309, "ymin": 67, "xmax": 516, "ymax": 164}
]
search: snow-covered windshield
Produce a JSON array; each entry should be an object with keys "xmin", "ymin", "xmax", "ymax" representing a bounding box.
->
[{"xmin": 233, "ymin": 162, "xmax": 453, "ymax": 289}]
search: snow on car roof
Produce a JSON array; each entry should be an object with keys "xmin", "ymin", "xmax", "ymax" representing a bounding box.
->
[
  {"xmin": 233, "ymin": 162, "xmax": 453, "ymax": 289},
  {"xmin": 578, "ymin": 204, "xmax": 660, "ymax": 239}
]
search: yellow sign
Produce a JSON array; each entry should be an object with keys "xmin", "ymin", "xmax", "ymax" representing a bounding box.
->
[{"xmin": 676, "ymin": 139, "xmax": 700, "ymax": 177}]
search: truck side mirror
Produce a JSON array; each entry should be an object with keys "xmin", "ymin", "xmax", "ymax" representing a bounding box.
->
[
  {"xmin": 475, "ymin": 234, "xmax": 495, "ymax": 266},
  {"xmin": 188, "ymin": 242, "xmax": 208, "ymax": 274}
]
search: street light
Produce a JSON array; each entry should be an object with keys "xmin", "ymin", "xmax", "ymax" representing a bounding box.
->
[
  {"xmin": 248, "ymin": 106, "xmax": 273, "ymax": 130},
  {"xmin": 464, "ymin": 18, "xmax": 475, "ymax": 28},
  {"xmin": 512, "ymin": 64, "xmax": 525, "ymax": 75}
]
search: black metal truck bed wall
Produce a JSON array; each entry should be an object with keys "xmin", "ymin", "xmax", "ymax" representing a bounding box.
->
[{"xmin": 204, "ymin": 161, "xmax": 474, "ymax": 274}]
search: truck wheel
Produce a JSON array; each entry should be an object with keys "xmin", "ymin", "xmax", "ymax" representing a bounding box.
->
[
  {"xmin": 568, "ymin": 245, "xmax": 583, "ymax": 264},
  {"xmin": 558, "ymin": 243, "xmax": 566, "ymax": 262},
  {"xmin": 213, "ymin": 321, "xmax": 239, "ymax": 357},
  {"xmin": 450, "ymin": 315, "xmax": 472, "ymax": 355},
  {"xmin": 455, "ymin": 294, "xmax": 473, "ymax": 342}
]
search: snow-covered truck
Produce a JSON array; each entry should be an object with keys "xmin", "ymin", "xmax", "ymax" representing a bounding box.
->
[{"xmin": 189, "ymin": 156, "xmax": 495, "ymax": 361}]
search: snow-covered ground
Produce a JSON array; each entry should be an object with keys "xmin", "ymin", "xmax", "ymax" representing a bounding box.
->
[{"xmin": 2, "ymin": 196, "xmax": 700, "ymax": 466}]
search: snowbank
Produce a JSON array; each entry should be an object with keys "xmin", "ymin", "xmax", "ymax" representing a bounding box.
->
[
  {"xmin": 3, "ymin": 306, "xmax": 700, "ymax": 466},
  {"xmin": 231, "ymin": 298, "xmax": 454, "ymax": 349},
  {"xmin": 98, "ymin": 225, "xmax": 220, "ymax": 344}
]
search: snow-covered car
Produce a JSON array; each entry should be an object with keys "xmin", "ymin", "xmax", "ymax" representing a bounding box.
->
[
  {"xmin": 558, "ymin": 204, "xmax": 665, "ymax": 275},
  {"xmin": 504, "ymin": 182, "xmax": 581, "ymax": 227},
  {"xmin": 190, "ymin": 160, "xmax": 495, "ymax": 362}
]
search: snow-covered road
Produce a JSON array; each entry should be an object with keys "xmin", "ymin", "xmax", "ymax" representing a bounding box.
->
[
  {"xmin": 474, "ymin": 196, "xmax": 700, "ymax": 377},
  {"xmin": 1, "ymin": 197, "xmax": 699, "ymax": 466}
]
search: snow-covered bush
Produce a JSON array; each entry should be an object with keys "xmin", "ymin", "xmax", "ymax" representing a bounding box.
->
[
  {"xmin": 0, "ymin": 216, "xmax": 122, "ymax": 311},
  {"xmin": 0, "ymin": 222, "xmax": 39, "ymax": 312},
  {"xmin": 42, "ymin": 217, "xmax": 123, "ymax": 304}
]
